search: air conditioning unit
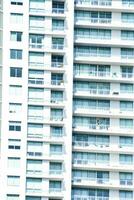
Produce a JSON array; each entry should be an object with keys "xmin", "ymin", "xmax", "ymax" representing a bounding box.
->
[{"xmin": 113, "ymin": 91, "xmax": 119, "ymax": 95}]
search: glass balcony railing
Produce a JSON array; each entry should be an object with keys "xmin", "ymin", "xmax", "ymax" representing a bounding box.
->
[
  {"xmin": 74, "ymin": 34, "xmax": 111, "ymax": 40},
  {"xmin": 74, "ymin": 70, "xmax": 110, "ymax": 77},
  {"xmin": 75, "ymin": 0, "xmax": 112, "ymax": 6},
  {"xmin": 52, "ymin": 44, "xmax": 64, "ymax": 50},
  {"xmin": 74, "ymin": 88, "xmax": 110, "ymax": 95},
  {"xmin": 73, "ymin": 141, "xmax": 109, "ymax": 147},
  {"xmin": 52, "ymin": 61, "xmax": 64, "ymax": 68},
  {"xmin": 74, "ymin": 52, "xmax": 111, "ymax": 58},
  {"xmin": 73, "ymin": 123, "xmax": 110, "ymax": 130},
  {"xmin": 75, "ymin": 17, "xmax": 111, "ymax": 24},
  {"xmin": 72, "ymin": 177, "xmax": 109, "ymax": 184},
  {"xmin": 52, "ymin": 8, "xmax": 65, "ymax": 14},
  {"xmin": 49, "ymin": 170, "xmax": 62, "ymax": 174},
  {"xmin": 73, "ymin": 159, "xmax": 110, "ymax": 166},
  {"xmin": 72, "ymin": 196, "xmax": 109, "ymax": 200},
  {"xmin": 28, "ymin": 78, "xmax": 44, "ymax": 85},
  {"xmin": 29, "ymin": 43, "xmax": 44, "ymax": 49}
]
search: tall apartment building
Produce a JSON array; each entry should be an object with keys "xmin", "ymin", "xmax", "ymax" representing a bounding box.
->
[{"xmin": 0, "ymin": 0, "xmax": 134, "ymax": 200}]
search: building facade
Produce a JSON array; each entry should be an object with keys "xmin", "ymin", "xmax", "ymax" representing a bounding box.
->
[{"xmin": 0, "ymin": 0, "xmax": 134, "ymax": 200}]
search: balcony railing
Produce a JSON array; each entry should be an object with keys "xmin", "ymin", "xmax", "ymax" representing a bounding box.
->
[
  {"xmin": 72, "ymin": 196, "xmax": 109, "ymax": 200},
  {"xmin": 29, "ymin": 43, "xmax": 44, "ymax": 49},
  {"xmin": 75, "ymin": 17, "xmax": 111, "ymax": 24},
  {"xmin": 52, "ymin": 8, "xmax": 65, "ymax": 14},
  {"xmin": 49, "ymin": 170, "xmax": 62, "ymax": 175},
  {"xmin": 74, "ymin": 34, "xmax": 111, "ymax": 40},
  {"xmin": 28, "ymin": 78, "xmax": 44, "ymax": 85},
  {"xmin": 74, "ymin": 88, "xmax": 110, "ymax": 95},
  {"xmin": 73, "ymin": 159, "xmax": 109, "ymax": 165},
  {"xmin": 52, "ymin": 61, "xmax": 64, "ymax": 68},
  {"xmin": 52, "ymin": 44, "xmax": 64, "ymax": 50},
  {"xmin": 75, "ymin": 0, "xmax": 112, "ymax": 6},
  {"xmin": 73, "ymin": 177, "xmax": 109, "ymax": 184},
  {"xmin": 73, "ymin": 141, "xmax": 109, "ymax": 147},
  {"xmin": 74, "ymin": 70, "xmax": 110, "ymax": 77},
  {"xmin": 74, "ymin": 52, "xmax": 111, "ymax": 58},
  {"xmin": 27, "ymin": 151, "xmax": 42, "ymax": 157}
]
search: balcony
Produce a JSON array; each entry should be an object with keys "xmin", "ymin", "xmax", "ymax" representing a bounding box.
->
[
  {"xmin": 73, "ymin": 106, "xmax": 134, "ymax": 118},
  {"xmin": 73, "ymin": 141, "xmax": 134, "ymax": 153},
  {"xmin": 72, "ymin": 159, "xmax": 134, "ymax": 171},
  {"xmin": 73, "ymin": 88, "xmax": 134, "ymax": 101},
  {"xmin": 72, "ymin": 177, "xmax": 134, "ymax": 189},
  {"xmin": 72, "ymin": 123, "xmax": 134, "ymax": 136},
  {"xmin": 75, "ymin": 0, "xmax": 134, "ymax": 11}
]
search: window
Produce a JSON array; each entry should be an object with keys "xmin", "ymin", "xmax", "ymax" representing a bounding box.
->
[
  {"xmin": 51, "ymin": 55, "xmax": 63, "ymax": 67},
  {"xmin": 51, "ymin": 91, "xmax": 63, "ymax": 102},
  {"xmin": 7, "ymin": 176, "xmax": 20, "ymax": 186},
  {"xmin": 26, "ymin": 197, "xmax": 41, "ymax": 200},
  {"xmin": 121, "ymin": 48, "xmax": 134, "ymax": 59},
  {"xmin": 27, "ymin": 141, "xmax": 43, "ymax": 156},
  {"xmin": 120, "ymin": 83, "xmax": 133, "ymax": 93},
  {"xmin": 121, "ymin": 66, "xmax": 133, "ymax": 78},
  {"xmin": 120, "ymin": 136, "xmax": 133, "ymax": 147},
  {"xmin": 75, "ymin": 28, "xmax": 111, "ymax": 40},
  {"xmin": 120, "ymin": 119, "xmax": 133, "ymax": 129},
  {"xmin": 120, "ymin": 172, "xmax": 133, "ymax": 185},
  {"xmin": 50, "ymin": 126, "xmax": 63, "ymax": 137},
  {"xmin": 26, "ymin": 178, "xmax": 42, "ymax": 191},
  {"xmin": 9, "ymin": 121, "xmax": 21, "ymax": 131},
  {"xmin": 11, "ymin": 0, "xmax": 23, "ymax": 5},
  {"xmin": 10, "ymin": 67, "xmax": 22, "ymax": 77},
  {"xmin": 28, "ymin": 123, "xmax": 43, "ymax": 137},
  {"xmin": 119, "ymin": 154, "xmax": 133, "ymax": 165},
  {"xmin": 29, "ymin": 52, "xmax": 44, "ymax": 65},
  {"xmin": 29, "ymin": 0, "xmax": 45, "ymax": 11},
  {"xmin": 122, "ymin": 13, "xmax": 134, "ymax": 23},
  {"xmin": 9, "ymin": 85, "xmax": 22, "ymax": 96},
  {"xmin": 29, "ymin": 34, "xmax": 44, "ymax": 48},
  {"xmin": 7, "ymin": 195, "xmax": 19, "ymax": 200},
  {"xmin": 29, "ymin": 16, "xmax": 45, "ymax": 29},
  {"xmin": 52, "ymin": 37, "xmax": 64, "ymax": 49},
  {"xmin": 52, "ymin": 1, "xmax": 64, "ymax": 13},
  {"xmin": 7, "ymin": 157, "xmax": 20, "ymax": 168},
  {"xmin": 51, "ymin": 108, "xmax": 63, "ymax": 120},
  {"xmin": 122, "ymin": 0, "xmax": 134, "ymax": 6},
  {"xmin": 120, "ymin": 101, "xmax": 133, "ymax": 111},
  {"xmin": 10, "ymin": 49, "xmax": 22, "ymax": 59},
  {"xmin": 9, "ymin": 103, "xmax": 22, "ymax": 114},
  {"xmin": 10, "ymin": 31, "xmax": 22, "ymax": 41},
  {"xmin": 49, "ymin": 162, "xmax": 62, "ymax": 174},
  {"xmin": 28, "ymin": 88, "xmax": 44, "ymax": 100},
  {"xmin": 119, "ymin": 191, "xmax": 133, "ymax": 200},
  {"xmin": 52, "ymin": 19, "xmax": 64, "ymax": 30},
  {"xmin": 51, "ymin": 73, "xmax": 63, "ymax": 85},
  {"xmin": 72, "ymin": 188, "xmax": 109, "ymax": 198},
  {"xmin": 27, "ymin": 160, "xmax": 42, "ymax": 173},
  {"xmin": 10, "ymin": 13, "xmax": 23, "ymax": 24},
  {"xmin": 121, "ymin": 30, "xmax": 134, "ymax": 40},
  {"xmin": 50, "ymin": 144, "xmax": 63, "ymax": 154},
  {"xmin": 28, "ymin": 105, "xmax": 43, "ymax": 119},
  {"xmin": 49, "ymin": 180, "xmax": 62, "ymax": 191},
  {"xmin": 8, "ymin": 139, "xmax": 21, "ymax": 150}
]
